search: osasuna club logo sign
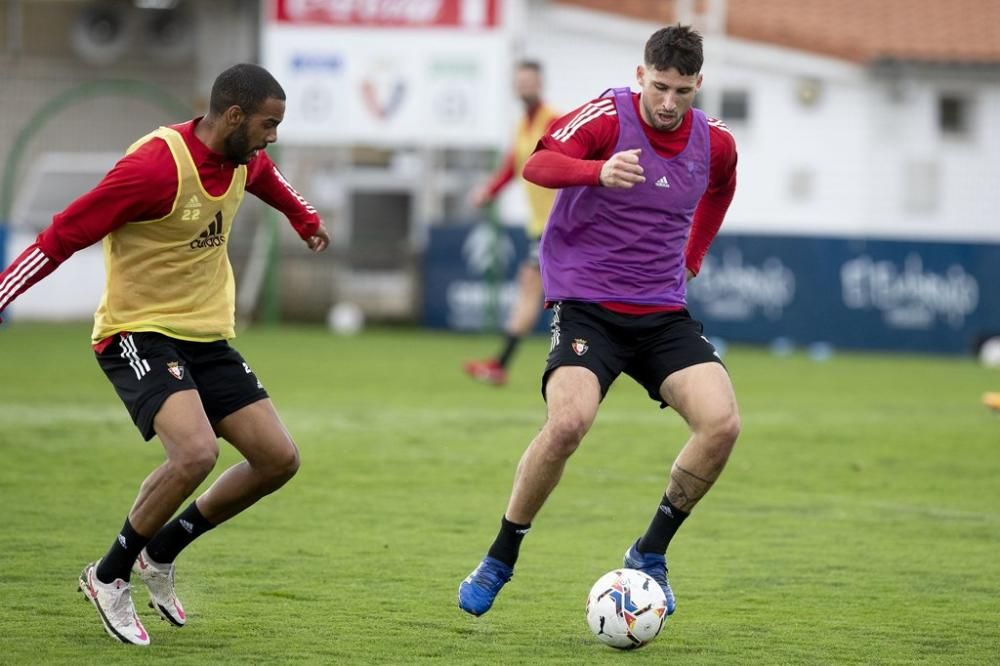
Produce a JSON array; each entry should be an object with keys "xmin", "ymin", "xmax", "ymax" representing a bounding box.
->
[
  {"xmin": 167, "ymin": 361, "xmax": 185, "ymax": 380},
  {"xmin": 571, "ymin": 338, "xmax": 589, "ymax": 356}
]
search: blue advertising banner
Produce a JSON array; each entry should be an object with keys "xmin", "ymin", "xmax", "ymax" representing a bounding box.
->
[
  {"xmin": 424, "ymin": 228, "xmax": 999, "ymax": 354},
  {"xmin": 423, "ymin": 222, "xmax": 549, "ymax": 333},
  {"xmin": 687, "ymin": 234, "xmax": 1000, "ymax": 354}
]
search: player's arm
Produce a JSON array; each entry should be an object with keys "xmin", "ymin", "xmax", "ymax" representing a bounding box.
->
[
  {"xmin": 246, "ymin": 152, "xmax": 329, "ymax": 252},
  {"xmin": 685, "ymin": 120, "xmax": 738, "ymax": 278},
  {"xmin": 523, "ymin": 97, "xmax": 637, "ymax": 189},
  {"xmin": 0, "ymin": 142, "xmax": 176, "ymax": 323},
  {"xmin": 470, "ymin": 151, "xmax": 515, "ymax": 208}
]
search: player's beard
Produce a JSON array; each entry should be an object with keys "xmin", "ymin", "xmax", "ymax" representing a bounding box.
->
[
  {"xmin": 223, "ymin": 121, "xmax": 254, "ymax": 164},
  {"xmin": 642, "ymin": 97, "xmax": 682, "ymax": 131}
]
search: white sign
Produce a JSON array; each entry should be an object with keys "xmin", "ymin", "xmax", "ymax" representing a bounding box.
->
[{"xmin": 263, "ymin": 1, "xmax": 508, "ymax": 146}]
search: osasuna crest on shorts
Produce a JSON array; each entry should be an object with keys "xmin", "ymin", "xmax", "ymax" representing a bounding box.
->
[{"xmin": 167, "ymin": 361, "xmax": 185, "ymax": 380}]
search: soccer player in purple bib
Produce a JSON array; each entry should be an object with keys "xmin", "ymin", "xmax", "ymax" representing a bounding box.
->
[{"xmin": 459, "ymin": 25, "xmax": 740, "ymax": 618}]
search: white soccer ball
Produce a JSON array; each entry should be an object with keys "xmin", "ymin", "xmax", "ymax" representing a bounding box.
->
[
  {"xmin": 327, "ymin": 302, "xmax": 364, "ymax": 335},
  {"xmin": 585, "ymin": 568, "xmax": 668, "ymax": 650},
  {"xmin": 979, "ymin": 336, "xmax": 1000, "ymax": 368}
]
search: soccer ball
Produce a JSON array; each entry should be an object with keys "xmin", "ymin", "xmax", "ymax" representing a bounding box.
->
[
  {"xmin": 327, "ymin": 302, "xmax": 364, "ymax": 335},
  {"xmin": 979, "ymin": 336, "xmax": 1000, "ymax": 368},
  {"xmin": 585, "ymin": 568, "xmax": 668, "ymax": 650}
]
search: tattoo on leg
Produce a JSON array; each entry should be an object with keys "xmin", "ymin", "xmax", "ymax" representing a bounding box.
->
[{"xmin": 666, "ymin": 463, "xmax": 716, "ymax": 513}]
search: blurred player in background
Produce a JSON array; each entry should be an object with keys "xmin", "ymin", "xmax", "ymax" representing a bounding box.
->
[
  {"xmin": 459, "ymin": 25, "xmax": 739, "ymax": 618},
  {"xmin": 463, "ymin": 60, "xmax": 560, "ymax": 386},
  {"xmin": 0, "ymin": 64, "xmax": 329, "ymax": 646}
]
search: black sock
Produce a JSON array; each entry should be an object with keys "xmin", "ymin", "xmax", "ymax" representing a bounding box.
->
[
  {"xmin": 486, "ymin": 516, "xmax": 531, "ymax": 568},
  {"xmin": 144, "ymin": 501, "xmax": 215, "ymax": 565},
  {"xmin": 637, "ymin": 495, "xmax": 689, "ymax": 555},
  {"xmin": 96, "ymin": 518, "xmax": 150, "ymax": 584},
  {"xmin": 497, "ymin": 335, "xmax": 521, "ymax": 369}
]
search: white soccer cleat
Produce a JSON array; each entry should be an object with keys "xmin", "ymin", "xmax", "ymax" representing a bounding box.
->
[
  {"xmin": 78, "ymin": 562, "xmax": 151, "ymax": 646},
  {"xmin": 133, "ymin": 550, "xmax": 186, "ymax": 627}
]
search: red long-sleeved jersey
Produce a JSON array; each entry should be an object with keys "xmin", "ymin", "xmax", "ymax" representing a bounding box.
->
[{"xmin": 0, "ymin": 117, "xmax": 321, "ymax": 323}]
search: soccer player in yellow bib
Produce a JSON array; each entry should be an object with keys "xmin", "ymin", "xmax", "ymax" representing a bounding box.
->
[
  {"xmin": 463, "ymin": 60, "xmax": 560, "ymax": 386},
  {"xmin": 0, "ymin": 64, "xmax": 329, "ymax": 645}
]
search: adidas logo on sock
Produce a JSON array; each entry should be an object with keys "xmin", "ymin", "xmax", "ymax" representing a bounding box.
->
[
  {"xmin": 179, "ymin": 519, "xmax": 195, "ymax": 534},
  {"xmin": 189, "ymin": 213, "xmax": 225, "ymax": 249}
]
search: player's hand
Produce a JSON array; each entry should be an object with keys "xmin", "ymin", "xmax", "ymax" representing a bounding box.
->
[
  {"xmin": 600, "ymin": 148, "xmax": 645, "ymax": 188},
  {"xmin": 468, "ymin": 185, "xmax": 491, "ymax": 208},
  {"xmin": 686, "ymin": 268, "xmax": 695, "ymax": 281},
  {"xmin": 306, "ymin": 222, "xmax": 330, "ymax": 253}
]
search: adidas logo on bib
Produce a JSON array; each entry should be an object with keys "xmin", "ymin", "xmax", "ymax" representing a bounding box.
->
[{"xmin": 189, "ymin": 212, "xmax": 225, "ymax": 249}]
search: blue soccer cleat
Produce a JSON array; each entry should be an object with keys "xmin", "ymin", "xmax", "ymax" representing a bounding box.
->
[
  {"xmin": 623, "ymin": 540, "xmax": 677, "ymax": 615},
  {"xmin": 458, "ymin": 556, "xmax": 513, "ymax": 616}
]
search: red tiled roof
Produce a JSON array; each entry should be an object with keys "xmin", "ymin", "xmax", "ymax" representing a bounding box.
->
[{"xmin": 555, "ymin": 0, "xmax": 1000, "ymax": 64}]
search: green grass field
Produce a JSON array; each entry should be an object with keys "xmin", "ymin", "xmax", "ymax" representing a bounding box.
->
[{"xmin": 1, "ymin": 322, "xmax": 998, "ymax": 664}]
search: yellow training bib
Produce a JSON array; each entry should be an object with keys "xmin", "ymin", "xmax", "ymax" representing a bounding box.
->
[
  {"xmin": 513, "ymin": 103, "xmax": 560, "ymax": 239},
  {"xmin": 92, "ymin": 127, "xmax": 247, "ymax": 343}
]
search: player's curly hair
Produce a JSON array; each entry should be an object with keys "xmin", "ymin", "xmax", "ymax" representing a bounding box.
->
[
  {"xmin": 644, "ymin": 24, "xmax": 704, "ymax": 75},
  {"xmin": 210, "ymin": 63, "xmax": 286, "ymax": 116}
]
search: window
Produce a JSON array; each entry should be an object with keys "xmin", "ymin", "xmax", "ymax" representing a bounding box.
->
[
  {"xmin": 719, "ymin": 90, "xmax": 749, "ymax": 123},
  {"xmin": 938, "ymin": 94, "xmax": 971, "ymax": 137}
]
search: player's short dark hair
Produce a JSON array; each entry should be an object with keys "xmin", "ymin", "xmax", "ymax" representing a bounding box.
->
[
  {"xmin": 516, "ymin": 59, "xmax": 543, "ymax": 74},
  {"xmin": 644, "ymin": 24, "xmax": 704, "ymax": 75},
  {"xmin": 209, "ymin": 63, "xmax": 286, "ymax": 116}
]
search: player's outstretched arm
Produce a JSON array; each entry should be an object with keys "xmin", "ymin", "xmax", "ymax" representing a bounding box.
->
[
  {"xmin": 246, "ymin": 151, "xmax": 328, "ymax": 254},
  {"xmin": 0, "ymin": 243, "xmax": 59, "ymax": 324},
  {"xmin": 470, "ymin": 151, "xmax": 515, "ymax": 208},
  {"xmin": 0, "ymin": 143, "xmax": 173, "ymax": 325}
]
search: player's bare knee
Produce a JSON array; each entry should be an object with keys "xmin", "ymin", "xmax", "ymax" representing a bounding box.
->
[
  {"xmin": 543, "ymin": 413, "xmax": 590, "ymax": 456},
  {"xmin": 705, "ymin": 411, "xmax": 740, "ymax": 456},
  {"xmin": 260, "ymin": 439, "xmax": 300, "ymax": 485},
  {"xmin": 722, "ymin": 411, "xmax": 741, "ymax": 446},
  {"xmin": 275, "ymin": 441, "xmax": 301, "ymax": 481},
  {"xmin": 174, "ymin": 438, "xmax": 219, "ymax": 482}
]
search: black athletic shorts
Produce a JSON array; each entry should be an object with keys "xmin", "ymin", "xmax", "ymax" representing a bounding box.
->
[
  {"xmin": 95, "ymin": 332, "xmax": 269, "ymax": 441},
  {"xmin": 542, "ymin": 301, "xmax": 724, "ymax": 407}
]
